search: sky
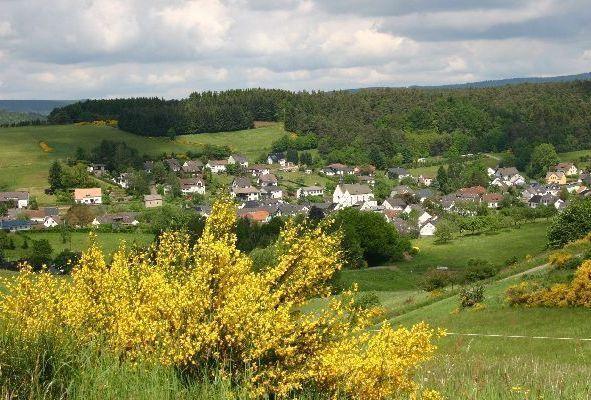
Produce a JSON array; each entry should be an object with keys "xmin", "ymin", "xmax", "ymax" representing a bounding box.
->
[{"xmin": 0, "ymin": 0, "xmax": 590, "ymax": 99}]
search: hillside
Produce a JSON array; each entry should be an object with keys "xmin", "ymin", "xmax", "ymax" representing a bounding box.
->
[
  {"xmin": 0, "ymin": 100, "xmax": 76, "ymax": 115},
  {"xmin": 410, "ymin": 71, "xmax": 591, "ymax": 89},
  {"xmin": 0, "ymin": 123, "xmax": 285, "ymax": 202}
]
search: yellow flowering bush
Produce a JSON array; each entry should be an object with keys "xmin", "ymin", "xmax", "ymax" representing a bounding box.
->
[
  {"xmin": 506, "ymin": 260, "xmax": 591, "ymax": 308},
  {"xmin": 0, "ymin": 197, "xmax": 442, "ymax": 399},
  {"xmin": 548, "ymin": 251, "xmax": 573, "ymax": 269}
]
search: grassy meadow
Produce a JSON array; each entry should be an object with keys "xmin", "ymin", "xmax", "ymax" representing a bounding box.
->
[
  {"xmin": 339, "ymin": 221, "xmax": 551, "ymax": 292},
  {"xmin": 0, "ymin": 123, "xmax": 286, "ymax": 203},
  {"xmin": 3, "ymin": 231, "xmax": 154, "ymax": 261}
]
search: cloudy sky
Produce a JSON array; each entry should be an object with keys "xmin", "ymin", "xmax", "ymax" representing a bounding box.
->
[{"xmin": 0, "ymin": 0, "xmax": 590, "ymax": 99}]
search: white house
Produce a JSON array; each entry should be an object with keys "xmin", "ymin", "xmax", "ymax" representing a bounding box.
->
[
  {"xmin": 418, "ymin": 175, "xmax": 433, "ymax": 187},
  {"xmin": 249, "ymin": 165, "xmax": 270, "ymax": 176},
  {"xmin": 267, "ymin": 153, "xmax": 286, "ymax": 166},
  {"xmin": 296, "ymin": 186, "xmax": 324, "ymax": 198},
  {"xmin": 419, "ymin": 221, "xmax": 437, "ymax": 237},
  {"xmin": 180, "ymin": 177, "xmax": 206, "ymax": 195},
  {"xmin": 43, "ymin": 215, "xmax": 60, "ymax": 228},
  {"xmin": 258, "ymin": 173, "xmax": 278, "ymax": 187},
  {"xmin": 382, "ymin": 197, "xmax": 407, "ymax": 211},
  {"xmin": 261, "ymin": 187, "xmax": 283, "ymax": 199},
  {"xmin": 206, "ymin": 160, "xmax": 228, "ymax": 173},
  {"xmin": 231, "ymin": 187, "xmax": 260, "ymax": 202},
  {"xmin": 74, "ymin": 188, "xmax": 102, "ymax": 205},
  {"xmin": 332, "ymin": 184, "xmax": 374, "ymax": 208},
  {"xmin": 114, "ymin": 173, "xmax": 130, "ymax": 189},
  {"xmin": 228, "ymin": 154, "xmax": 249, "ymax": 168},
  {"xmin": 0, "ymin": 191, "xmax": 29, "ymax": 209}
]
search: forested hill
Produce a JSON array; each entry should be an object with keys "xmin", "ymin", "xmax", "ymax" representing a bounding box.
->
[
  {"xmin": 0, "ymin": 100, "xmax": 76, "ymax": 115},
  {"xmin": 411, "ymin": 71, "xmax": 591, "ymax": 89},
  {"xmin": 48, "ymin": 81, "xmax": 591, "ymax": 169}
]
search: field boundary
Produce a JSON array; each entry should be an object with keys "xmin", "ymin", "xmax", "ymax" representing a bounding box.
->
[{"xmin": 446, "ymin": 332, "xmax": 591, "ymax": 342}]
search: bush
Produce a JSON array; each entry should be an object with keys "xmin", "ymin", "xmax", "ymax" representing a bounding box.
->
[
  {"xmin": 461, "ymin": 259, "xmax": 498, "ymax": 283},
  {"xmin": 420, "ymin": 269, "xmax": 452, "ymax": 292},
  {"xmin": 459, "ymin": 285, "xmax": 485, "ymax": 308},
  {"xmin": 0, "ymin": 198, "xmax": 442, "ymax": 400},
  {"xmin": 352, "ymin": 292, "xmax": 381, "ymax": 311}
]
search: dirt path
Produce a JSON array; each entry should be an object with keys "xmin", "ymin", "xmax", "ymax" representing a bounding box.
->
[{"xmin": 499, "ymin": 263, "xmax": 549, "ymax": 282}]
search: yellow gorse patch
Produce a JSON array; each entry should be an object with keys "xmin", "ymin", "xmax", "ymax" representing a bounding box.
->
[
  {"xmin": 39, "ymin": 141, "xmax": 54, "ymax": 152},
  {"xmin": 0, "ymin": 197, "xmax": 442, "ymax": 399}
]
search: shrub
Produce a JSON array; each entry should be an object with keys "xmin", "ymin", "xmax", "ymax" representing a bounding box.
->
[
  {"xmin": 459, "ymin": 285, "xmax": 484, "ymax": 308},
  {"xmin": 461, "ymin": 259, "xmax": 498, "ymax": 283},
  {"xmin": 0, "ymin": 197, "xmax": 442, "ymax": 400},
  {"xmin": 420, "ymin": 269, "xmax": 452, "ymax": 292},
  {"xmin": 352, "ymin": 292, "xmax": 381, "ymax": 311}
]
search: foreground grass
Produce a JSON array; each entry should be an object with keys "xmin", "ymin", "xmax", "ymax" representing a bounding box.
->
[
  {"xmin": 0, "ymin": 123, "xmax": 285, "ymax": 203},
  {"xmin": 340, "ymin": 221, "xmax": 550, "ymax": 292},
  {"xmin": 390, "ymin": 245, "xmax": 591, "ymax": 399}
]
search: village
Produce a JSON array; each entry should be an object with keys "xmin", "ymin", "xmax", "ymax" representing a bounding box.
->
[{"xmin": 1, "ymin": 149, "xmax": 587, "ymax": 240}]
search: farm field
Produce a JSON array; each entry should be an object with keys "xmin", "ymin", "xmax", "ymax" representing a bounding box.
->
[
  {"xmin": 392, "ymin": 265, "xmax": 591, "ymax": 399},
  {"xmin": 0, "ymin": 123, "xmax": 286, "ymax": 203},
  {"xmin": 339, "ymin": 221, "xmax": 551, "ymax": 291},
  {"xmin": 3, "ymin": 231, "xmax": 154, "ymax": 261}
]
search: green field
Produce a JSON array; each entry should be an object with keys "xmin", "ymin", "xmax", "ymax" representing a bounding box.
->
[
  {"xmin": 4, "ymin": 231, "xmax": 154, "ymax": 260},
  {"xmin": 392, "ymin": 261, "xmax": 591, "ymax": 399},
  {"xmin": 0, "ymin": 123, "xmax": 285, "ymax": 203},
  {"xmin": 340, "ymin": 221, "xmax": 551, "ymax": 291}
]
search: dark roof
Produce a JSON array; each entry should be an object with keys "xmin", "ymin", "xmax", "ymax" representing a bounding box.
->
[{"xmin": 0, "ymin": 219, "xmax": 30, "ymax": 229}]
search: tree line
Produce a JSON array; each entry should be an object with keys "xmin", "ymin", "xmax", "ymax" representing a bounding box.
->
[{"xmin": 48, "ymin": 82, "xmax": 591, "ymax": 166}]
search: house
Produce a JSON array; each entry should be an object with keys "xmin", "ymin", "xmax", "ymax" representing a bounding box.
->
[
  {"xmin": 387, "ymin": 167, "xmax": 410, "ymax": 180},
  {"xmin": 92, "ymin": 212, "xmax": 139, "ymax": 227},
  {"xmin": 390, "ymin": 185, "xmax": 413, "ymax": 197},
  {"xmin": 483, "ymin": 193, "xmax": 504, "ymax": 208},
  {"xmin": 74, "ymin": 188, "xmax": 102, "ymax": 205},
  {"xmin": 180, "ymin": 177, "xmax": 205, "ymax": 195},
  {"xmin": 382, "ymin": 197, "xmax": 407, "ymax": 211},
  {"xmin": 492, "ymin": 167, "xmax": 525, "ymax": 187},
  {"xmin": 182, "ymin": 160, "xmax": 203, "ymax": 175},
  {"xmin": 43, "ymin": 215, "xmax": 61, "ymax": 228},
  {"xmin": 321, "ymin": 163, "xmax": 354, "ymax": 176},
  {"xmin": 248, "ymin": 164, "xmax": 270, "ymax": 176},
  {"xmin": 258, "ymin": 174, "xmax": 278, "ymax": 187},
  {"xmin": 419, "ymin": 221, "xmax": 437, "ymax": 237},
  {"xmin": 115, "ymin": 173, "xmax": 131, "ymax": 189},
  {"xmin": 0, "ymin": 191, "xmax": 29, "ymax": 209},
  {"xmin": 194, "ymin": 205, "xmax": 212, "ymax": 217},
  {"xmin": 357, "ymin": 175, "xmax": 375, "ymax": 186},
  {"xmin": 238, "ymin": 208, "xmax": 271, "ymax": 223},
  {"xmin": 332, "ymin": 184, "xmax": 374, "ymax": 208},
  {"xmin": 232, "ymin": 177, "xmax": 253, "ymax": 188},
  {"xmin": 382, "ymin": 209, "xmax": 402, "ymax": 223},
  {"xmin": 0, "ymin": 219, "xmax": 31, "ymax": 232},
  {"xmin": 143, "ymin": 161, "xmax": 154, "ymax": 173},
  {"xmin": 87, "ymin": 163, "xmax": 107, "ymax": 176},
  {"xmin": 416, "ymin": 189, "xmax": 434, "ymax": 203},
  {"xmin": 418, "ymin": 175, "xmax": 433, "ymax": 187},
  {"xmin": 144, "ymin": 194, "xmax": 163, "ymax": 208},
  {"xmin": 164, "ymin": 158, "xmax": 181, "ymax": 172},
  {"xmin": 458, "ymin": 186, "xmax": 486, "ymax": 196},
  {"xmin": 231, "ymin": 187, "xmax": 260, "ymax": 202},
  {"xmin": 555, "ymin": 162, "xmax": 578, "ymax": 176},
  {"xmin": 403, "ymin": 205, "xmax": 432, "ymax": 225},
  {"xmin": 260, "ymin": 187, "xmax": 283, "ymax": 199},
  {"xmin": 267, "ymin": 153, "xmax": 286, "ymax": 166},
  {"xmin": 296, "ymin": 186, "xmax": 324, "ymax": 198},
  {"xmin": 529, "ymin": 193, "xmax": 558, "ymax": 208},
  {"xmin": 6, "ymin": 207, "xmax": 58, "ymax": 223},
  {"xmin": 546, "ymin": 171, "xmax": 567, "ymax": 185},
  {"xmin": 276, "ymin": 203, "xmax": 309, "ymax": 217},
  {"xmin": 228, "ymin": 154, "xmax": 249, "ymax": 168},
  {"xmin": 390, "ymin": 217, "xmax": 414, "ymax": 236},
  {"xmin": 206, "ymin": 160, "xmax": 228, "ymax": 173}
]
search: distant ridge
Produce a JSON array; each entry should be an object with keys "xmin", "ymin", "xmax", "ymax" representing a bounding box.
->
[
  {"xmin": 350, "ymin": 72, "xmax": 591, "ymax": 92},
  {"xmin": 0, "ymin": 100, "xmax": 77, "ymax": 115}
]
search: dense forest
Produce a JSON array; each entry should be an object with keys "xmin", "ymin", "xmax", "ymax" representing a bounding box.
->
[
  {"xmin": 0, "ymin": 109, "xmax": 46, "ymax": 126},
  {"xmin": 48, "ymin": 81, "xmax": 591, "ymax": 166}
]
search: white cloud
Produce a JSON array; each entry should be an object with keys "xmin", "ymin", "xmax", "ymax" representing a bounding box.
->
[{"xmin": 0, "ymin": 0, "xmax": 588, "ymax": 99}]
